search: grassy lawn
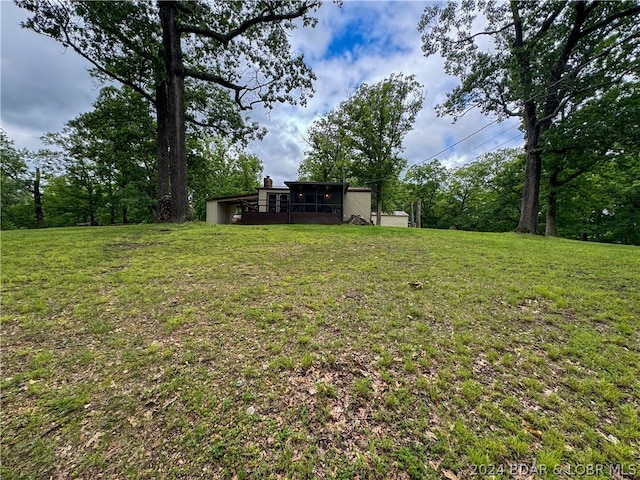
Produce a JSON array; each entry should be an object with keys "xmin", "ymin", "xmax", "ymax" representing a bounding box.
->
[{"xmin": 1, "ymin": 223, "xmax": 639, "ymax": 479}]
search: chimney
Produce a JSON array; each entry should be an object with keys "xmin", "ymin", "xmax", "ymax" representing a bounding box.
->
[{"xmin": 264, "ymin": 175, "xmax": 273, "ymax": 188}]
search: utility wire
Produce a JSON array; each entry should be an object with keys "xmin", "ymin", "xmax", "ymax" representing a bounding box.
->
[
  {"xmin": 418, "ymin": 118, "xmax": 500, "ymax": 165},
  {"xmin": 448, "ymin": 123, "xmax": 520, "ymax": 161},
  {"xmin": 412, "ymin": 72, "xmax": 574, "ymax": 167}
]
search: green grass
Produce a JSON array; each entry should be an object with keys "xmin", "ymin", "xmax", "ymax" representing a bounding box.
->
[{"xmin": 1, "ymin": 222, "xmax": 639, "ymax": 479}]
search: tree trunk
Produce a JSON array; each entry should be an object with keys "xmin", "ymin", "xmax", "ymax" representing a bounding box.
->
[
  {"xmin": 545, "ymin": 170, "xmax": 559, "ymax": 236},
  {"xmin": 375, "ymin": 185, "xmax": 382, "ymax": 225},
  {"xmin": 159, "ymin": 0, "xmax": 189, "ymax": 223},
  {"xmin": 410, "ymin": 201, "xmax": 414, "ymax": 227},
  {"xmin": 88, "ymin": 183, "xmax": 96, "ymax": 225},
  {"xmin": 33, "ymin": 167, "xmax": 45, "ymax": 229},
  {"xmin": 516, "ymin": 110, "xmax": 542, "ymax": 234},
  {"xmin": 155, "ymin": 80, "xmax": 171, "ymax": 222}
]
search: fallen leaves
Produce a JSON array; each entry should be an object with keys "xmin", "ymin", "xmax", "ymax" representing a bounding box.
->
[
  {"xmin": 443, "ymin": 470, "xmax": 459, "ymax": 480},
  {"xmin": 522, "ymin": 420, "xmax": 543, "ymax": 438}
]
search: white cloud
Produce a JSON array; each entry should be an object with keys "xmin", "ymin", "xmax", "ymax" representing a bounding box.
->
[
  {"xmin": 249, "ymin": 1, "xmax": 522, "ymax": 183},
  {"xmin": 1, "ymin": 0, "xmax": 523, "ymax": 187},
  {"xmin": 1, "ymin": 2, "xmax": 99, "ymax": 150}
]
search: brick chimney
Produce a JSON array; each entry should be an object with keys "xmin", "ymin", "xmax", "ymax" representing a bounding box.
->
[{"xmin": 264, "ymin": 176, "xmax": 273, "ymax": 188}]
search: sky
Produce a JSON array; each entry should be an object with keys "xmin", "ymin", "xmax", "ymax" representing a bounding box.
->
[{"xmin": 1, "ymin": 1, "xmax": 523, "ymax": 187}]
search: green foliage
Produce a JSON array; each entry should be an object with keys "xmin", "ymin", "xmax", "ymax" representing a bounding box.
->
[
  {"xmin": 401, "ymin": 149, "xmax": 524, "ymax": 232},
  {"xmin": 404, "ymin": 160, "xmax": 448, "ymax": 227},
  {"xmin": 0, "ymin": 130, "xmax": 48, "ymax": 229},
  {"xmin": 551, "ymin": 154, "xmax": 640, "ymax": 245},
  {"xmin": 188, "ymin": 137, "xmax": 263, "ymax": 220},
  {"xmin": 300, "ymin": 73, "xmax": 424, "ymax": 220},
  {"xmin": 0, "ymin": 130, "xmax": 32, "ymax": 229},
  {"xmin": 298, "ymin": 110, "xmax": 352, "ymax": 182},
  {"xmin": 419, "ymin": 1, "xmax": 640, "ymax": 233},
  {"xmin": 43, "ymin": 86, "xmax": 157, "ymax": 226}
]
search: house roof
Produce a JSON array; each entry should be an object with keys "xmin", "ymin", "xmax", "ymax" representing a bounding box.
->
[
  {"xmin": 284, "ymin": 181, "xmax": 348, "ymax": 187},
  {"xmin": 285, "ymin": 181, "xmax": 371, "ymax": 192},
  {"xmin": 371, "ymin": 211, "xmax": 409, "ymax": 217},
  {"xmin": 205, "ymin": 192, "xmax": 258, "ymax": 202},
  {"xmin": 207, "ymin": 182, "xmax": 371, "ymax": 202}
]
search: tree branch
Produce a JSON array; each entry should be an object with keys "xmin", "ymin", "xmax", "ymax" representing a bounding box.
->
[
  {"xmin": 183, "ymin": 68, "xmax": 252, "ymax": 109},
  {"xmin": 457, "ymin": 23, "xmax": 514, "ymax": 45},
  {"xmin": 35, "ymin": 8, "xmax": 157, "ymax": 106},
  {"xmin": 532, "ymin": 3, "xmax": 566, "ymax": 42},
  {"xmin": 580, "ymin": 4, "xmax": 640, "ymax": 39},
  {"xmin": 180, "ymin": 2, "xmax": 319, "ymax": 46}
]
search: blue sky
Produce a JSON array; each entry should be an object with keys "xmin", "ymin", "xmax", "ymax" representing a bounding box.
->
[{"xmin": 1, "ymin": 1, "xmax": 522, "ymax": 186}]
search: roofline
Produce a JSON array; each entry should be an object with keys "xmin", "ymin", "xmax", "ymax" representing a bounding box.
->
[
  {"xmin": 206, "ymin": 192, "xmax": 258, "ymax": 202},
  {"xmin": 207, "ymin": 183, "xmax": 371, "ymax": 201},
  {"xmin": 284, "ymin": 181, "xmax": 349, "ymax": 188}
]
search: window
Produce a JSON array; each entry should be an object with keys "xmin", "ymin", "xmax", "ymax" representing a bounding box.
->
[
  {"xmin": 268, "ymin": 193, "xmax": 277, "ymax": 213},
  {"xmin": 268, "ymin": 193, "xmax": 289, "ymax": 213},
  {"xmin": 279, "ymin": 194, "xmax": 289, "ymax": 213},
  {"xmin": 288, "ymin": 184, "xmax": 344, "ymax": 214}
]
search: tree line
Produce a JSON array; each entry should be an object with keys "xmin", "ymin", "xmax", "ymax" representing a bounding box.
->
[
  {"xmin": 3, "ymin": 0, "xmax": 639, "ymax": 242},
  {"xmin": 298, "ymin": 72, "xmax": 638, "ymax": 244},
  {"xmin": 0, "ymin": 86, "xmax": 263, "ymax": 228},
  {"xmin": 402, "ymin": 151, "xmax": 637, "ymax": 245}
]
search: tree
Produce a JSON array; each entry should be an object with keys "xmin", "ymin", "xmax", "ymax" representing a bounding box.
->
[
  {"xmin": 0, "ymin": 130, "xmax": 48, "ymax": 229},
  {"xmin": 1, "ymin": 131, "xmax": 31, "ymax": 229},
  {"xmin": 342, "ymin": 73, "xmax": 424, "ymax": 224},
  {"xmin": 404, "ymin": 160, "xmax": 448, "ymax": 228},
  {"xmin": 298, "ymin": 110, "xmax": 352, "ymax": 182},
  {"xmin": 546, "ymin": 152, "xmax": 639, "ymax": 245},
  {"xmin": 18, "ymin": 0, "xmax": 320, "ymax": 222},
  {"xmin": 416, "ymin": 149, "xmax": 523, "ymax": 232},
  {"xmin": 542, "ymin": 84, "xmax": 640, "ymax": 236},
  {"xmin": 188, "ymin": 136, "xmax": 263, "ymax": 220},
  {"xmin": 420, "ymin": 1, "xmax": 640, "ymax": 234},
  {"xmin": 43, "ymin": 86, "xmax": 157, "ymax": 225}
]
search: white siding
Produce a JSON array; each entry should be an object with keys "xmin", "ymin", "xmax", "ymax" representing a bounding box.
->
[
  {"xmin": 206, "ymin": 200, "xmax": 235, "ymax": 224},
  {"xmin": 371, "ymin": 213, "xmax": 409, "ymax": 227},
  {"xmin": 258, "ymin": 188, "xmax": 289, "ymax": 212},
  {"xmin": 344, "ymin": 190, "xmax": 371, "ymax": 221}
]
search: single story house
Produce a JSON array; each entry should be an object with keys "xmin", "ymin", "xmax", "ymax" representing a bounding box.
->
[{"xmin": 206, "ymin": 176, "xmax": 372, "ymax": 225}]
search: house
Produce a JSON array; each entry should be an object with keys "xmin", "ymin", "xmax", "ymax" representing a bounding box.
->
[{"xmin": 206, "ymin": 176, "xmax": 372, "ymax": 225}]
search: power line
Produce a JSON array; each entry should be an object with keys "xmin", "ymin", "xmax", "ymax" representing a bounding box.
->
[
  {"xmin": 450, "ymin": 123, "xmax": 520, "ymax": 160},
  {"xmin": 413, "ymin": 73, "xmax": 573, "ymax": 167},
  {"xmin": 439, "ymin": 131, "xmax": 524, "ymax": 170},
  {"xmin": 417, "ymin": 118, "xmax": 500, "ymax": 165}
]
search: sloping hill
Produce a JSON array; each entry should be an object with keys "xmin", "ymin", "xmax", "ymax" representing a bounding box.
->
[{"xmin": 2, "ymin": 223, "xmax": 639, "ymax": 479}]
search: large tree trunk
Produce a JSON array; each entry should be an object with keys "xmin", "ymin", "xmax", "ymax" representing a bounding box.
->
[
  {"xmin": 516, "ymin": 109, "xmax": 542, "ymax": 234},
  {"xmin": 33, "ymin": 167, "xmax": 45, "ymax": 229},
  {"xmin": 545, "ymin": 170, "xmax": 559, "ymax": 236},
  {"xmin": 155, "ymin": 80, "xmax": 171, "ymax": 222},
  {"xmin": 159, "ymin": 0, "xmax": 189, "ymax": 223},
  {"xmin": 410, "ymin": 201, "xmax": 414, "ymax": 227}
]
